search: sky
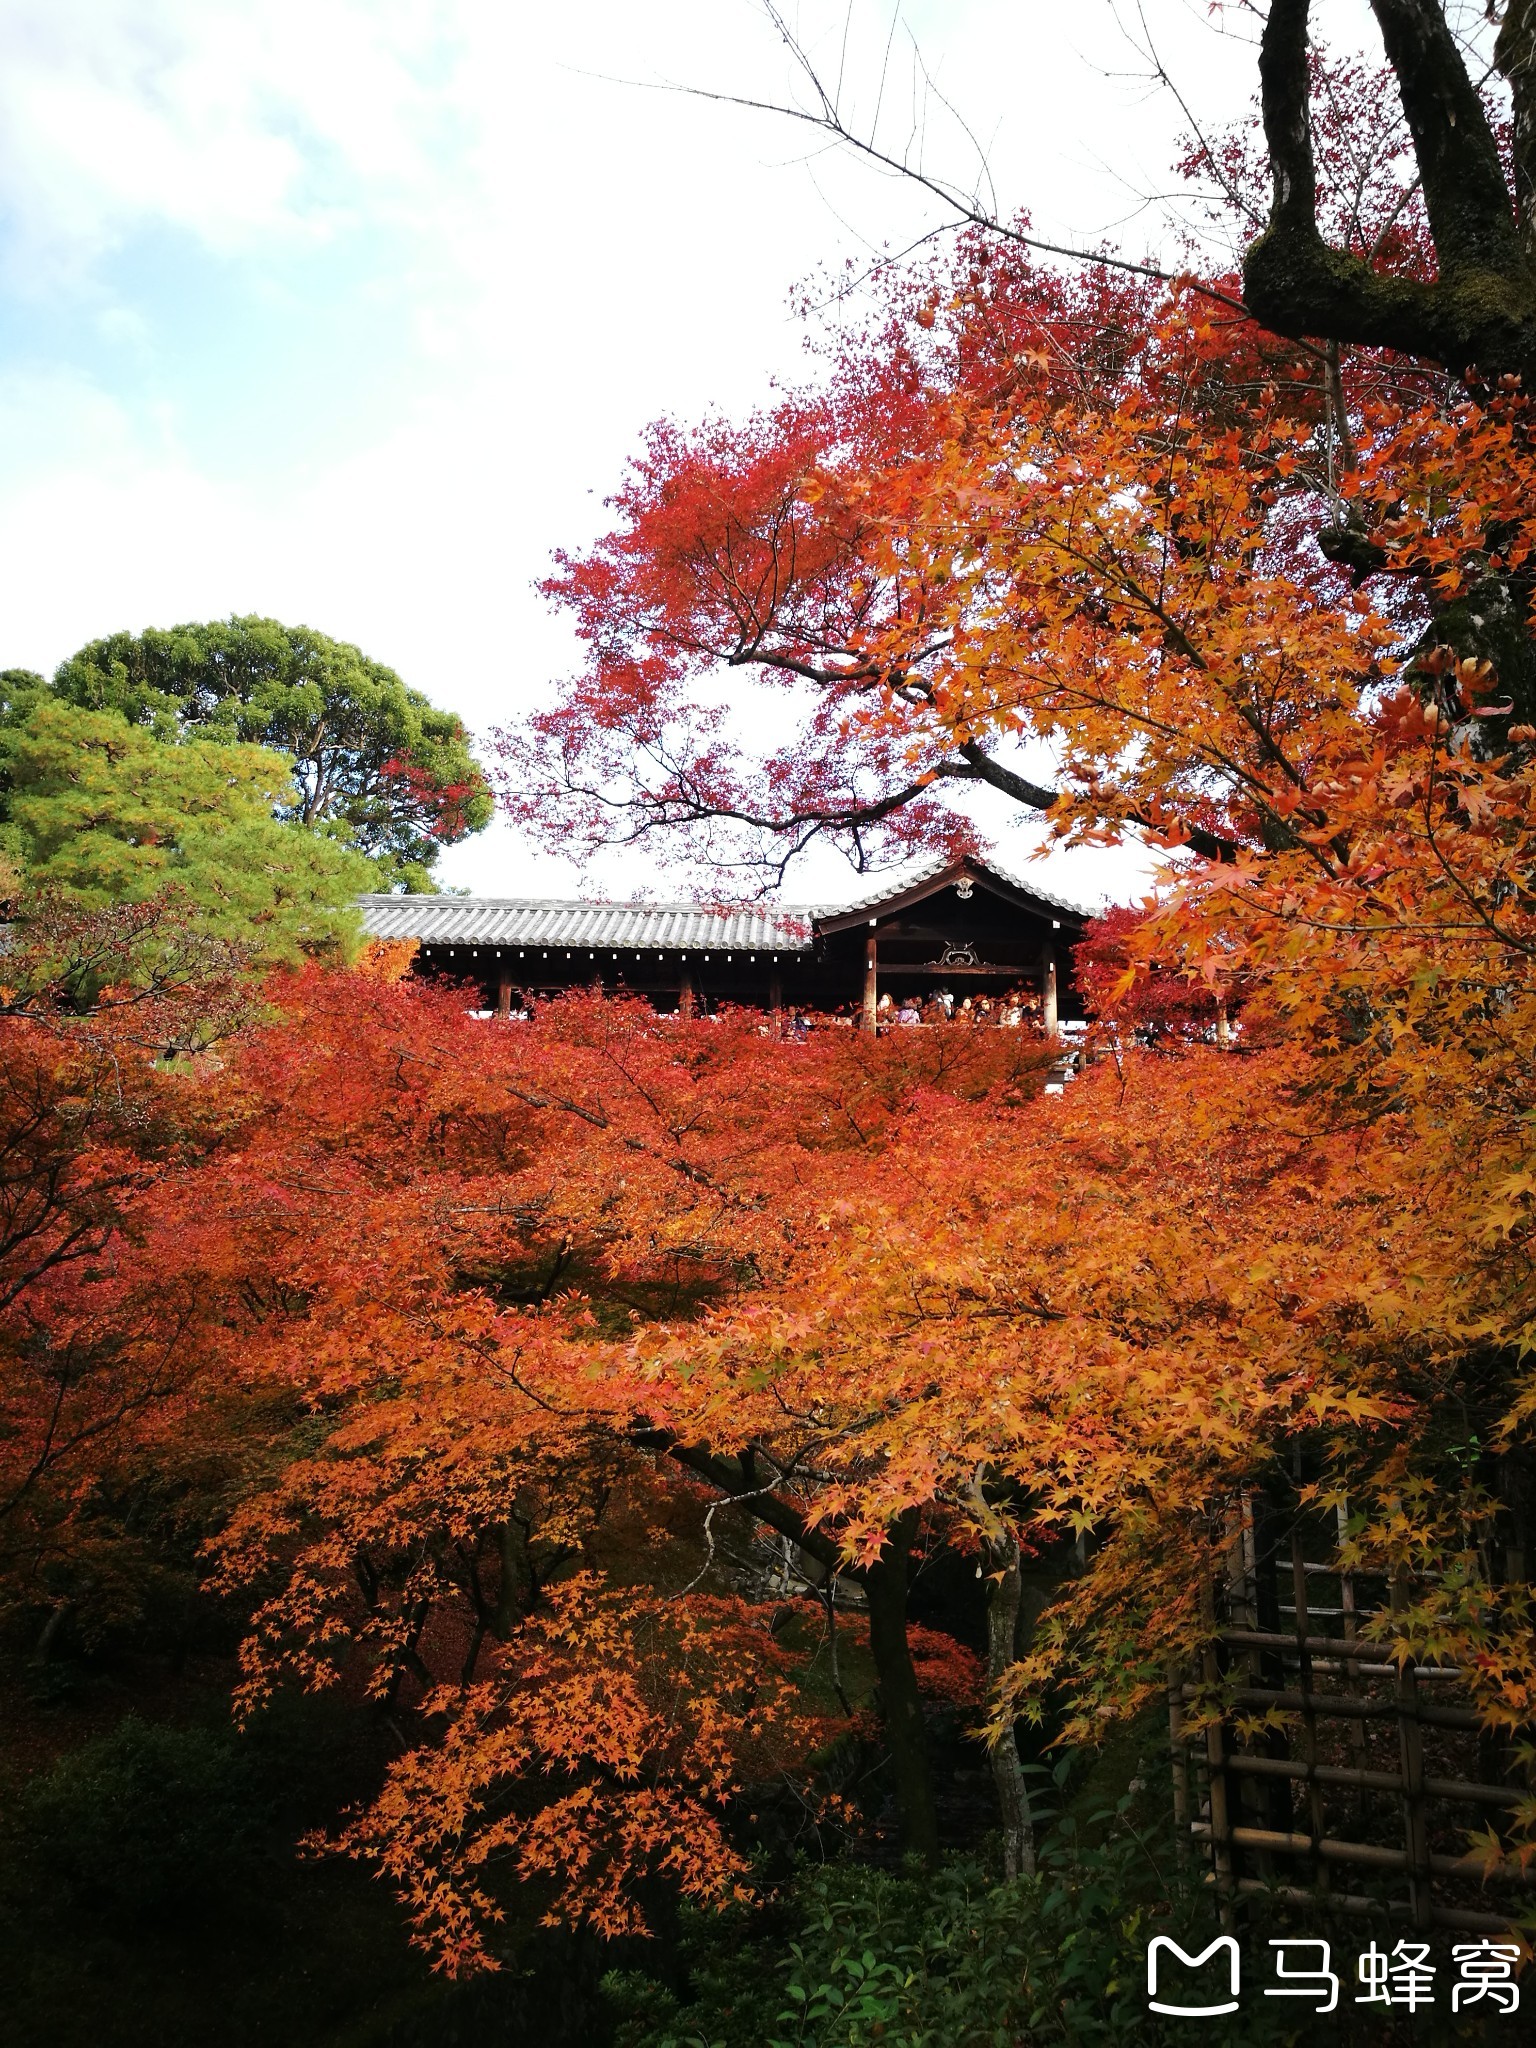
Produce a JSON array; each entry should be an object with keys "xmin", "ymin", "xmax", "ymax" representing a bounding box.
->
[{"xmin": 0, "ymin": 0, "xmax": 1374, "ymax": 907}]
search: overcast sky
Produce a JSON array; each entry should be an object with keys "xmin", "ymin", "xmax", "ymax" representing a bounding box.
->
[{"xmin": 0, "ymin": 0, "xmax": 1381, "ymax": 905}]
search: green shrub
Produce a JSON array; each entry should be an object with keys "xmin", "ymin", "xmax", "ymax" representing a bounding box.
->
[
  {"xmin": 604, "ymin": 1790, "xmax": 1306, "ymax": 2048},
  {"xmin": 22, "ymin": 1715, "xmax": 271, "ymax": 1920}
]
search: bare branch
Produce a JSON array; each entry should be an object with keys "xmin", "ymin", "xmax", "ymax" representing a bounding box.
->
[{"xmin": 659, "ymin": 1, "xmax": 1264, "ymax": 328}]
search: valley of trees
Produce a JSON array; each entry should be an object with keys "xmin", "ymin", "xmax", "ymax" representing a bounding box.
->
[{"xmin": 6, "ymin": 5, "xmax": 1536, "ymax": 2043}]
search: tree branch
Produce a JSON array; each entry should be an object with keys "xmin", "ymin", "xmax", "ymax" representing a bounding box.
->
[
  {"xmin": 638, "ymin": 1427, "xmax": 844, "ymax": 1573},
  {"xmin": 665, "ymin": 1, "xmax": 1265, "ymax": 330},
  {"xmin": 1245, "ymin": 0, "xmax": 1536, "ymax": 376}
]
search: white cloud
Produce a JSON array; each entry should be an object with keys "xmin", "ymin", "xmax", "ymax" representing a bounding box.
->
[{"xmin": 0, "ymin": 0, "xmax": 464, "ymax": 280}]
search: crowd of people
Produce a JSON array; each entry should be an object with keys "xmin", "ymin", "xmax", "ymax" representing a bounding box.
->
[
  {"xmin": 782, "ymin": 984, "xmax": 1046, "ymax": 1039},
  {"xmin": 481, "ymin": 983, "xmax": 1055, "ymax": 1035}
]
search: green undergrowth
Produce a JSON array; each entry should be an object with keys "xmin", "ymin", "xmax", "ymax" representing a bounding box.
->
[{"xmin": 603, "ymin": 1775, "xmax": 1506, "ymax": 2048}]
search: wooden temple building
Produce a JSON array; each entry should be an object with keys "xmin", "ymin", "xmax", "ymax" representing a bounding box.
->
[{"xmin": 358, "ymin": 853, "xmax": 1090, "ymax": 1029}]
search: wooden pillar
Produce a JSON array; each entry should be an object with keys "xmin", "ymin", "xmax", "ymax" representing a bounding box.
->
[
  {"xmin": 1290, "ymin": 1533, "xmax": 1329, "ymax": 1892},
  {"xmin": 1167, "ymin": 1666, "xmax": 1191, "ymax": 1870},
  {"xmin": 678, "ymin": 964, "xmax": 695, "ymax": 1019},
  {"xmin": 1041, "ymin": 946, "xmax": 1059, "ymax": 1036},
  {"xmin": 496, "ymin": 972, "xmax": 513, "ymax": 1021},
  {"xmin": 862, "ymin": 928, "xmax": 878, "ymax": 1033},
  {"xmin": 1392, "ymin": 1571, "xmax": 1434, "ymax": 1929},
  {"xmin": 768, "ymin": 961, "xmax": 783, "ymax": 1033},
  {"xmin": 1201, "ymin": 1635, "xmax": 1238, "ymax": 1929}
]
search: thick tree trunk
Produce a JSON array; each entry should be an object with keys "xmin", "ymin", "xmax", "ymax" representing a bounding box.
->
[
  {"xmin": 495, "ymin": 1517, "xmax": 527, "ymax": 1636},
  {"xmin": 863, "ymin": 1513, "xmax": 941, "ymax": 1868},
  {"xmin": 35, "ymin": 1595, "xmax": 74, "ymax": 1662},
  {"xmin": 650, "ymin": 1434, "xmax": 943, "ymax": 1863},
  {"xmin": 1245, "ymin": 0, "xmax": 1536, "ymax": 378},
  {"xmin": 1498, "ymin": 0, "xmax": 1536, "ymax": 257},
  {"xmin": 984, "ymin": 1527, "xmax": 1037, "ymax": 1881}
]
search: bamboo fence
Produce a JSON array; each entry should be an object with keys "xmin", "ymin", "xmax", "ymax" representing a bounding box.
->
[{"xmin": 1169, "ymin": 1495, "xmax": 1535, "ymax": 1935}]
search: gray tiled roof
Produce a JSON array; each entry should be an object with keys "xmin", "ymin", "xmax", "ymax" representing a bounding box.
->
[
  {"xmin": 359, "ymin": 854, "xmax": 1091, "ymax": 956},
  {"xmin": 358, "ymin": 894, "xmax": 814, "ymax": 952}
]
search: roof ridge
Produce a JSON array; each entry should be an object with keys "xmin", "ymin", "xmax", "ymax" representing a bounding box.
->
[
  {"xmin": 814, "ymin": 852, "xmax": 1094, "ymax": 921},
  {"xmin": 356, "ymin": 891, "xmax": 820, "ymax": 914}
]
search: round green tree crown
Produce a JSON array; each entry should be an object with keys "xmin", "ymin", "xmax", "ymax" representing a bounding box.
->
[{"xmin": 51, "ymin": 616, "xmax": 492, "ymax": 890}]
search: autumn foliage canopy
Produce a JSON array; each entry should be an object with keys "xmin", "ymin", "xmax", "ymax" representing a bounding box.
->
[{"xmin": 9, "ymin": 31, "xmax": 1536, "ymax": 1976}]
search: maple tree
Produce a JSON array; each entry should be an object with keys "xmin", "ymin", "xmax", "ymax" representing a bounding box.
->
[
  {"xmin": 184, "ymin": 847, "xmax": 1536, "ymax": 1968},
  {"xmin": 190, "ymin": 971, "xmax": 1043, "ymax": 1962},
  {"xmin": 496, "ymin": 244, "xmax": 1280, "ymax": 879},
  {"xmin": 15, "ymin": 900, "xmax": 1533, "ymax": 1969},
  {"xmin": 0, "ymin": 893, "xmax": 261, "ymax": 1648},
  {"xmin": 15, "ymin": 11, "xmax": 1536, "ymax": 1996},
  {"xmin": 469, "ymin": 12, "xmax": 1536, "ymax": 1953},
  {"xmin": 1244, "ymin": 0, "xmax": 1536, "ymax": 376},
  {"xmin": 1071, "ymin": 903, "xmax": 1236, "ymax": 1045},
  {"xmin": 495, "ymin": 16, "xmax": 1533, "ymax": 881}
]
